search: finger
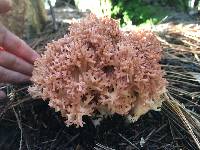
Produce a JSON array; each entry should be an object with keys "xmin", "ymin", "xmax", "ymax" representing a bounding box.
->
[
  {"xmin": 0, "ymin": 90, "xmax": 6, "ymax": 100},
  {"xmin": 0, "ymin": 51, "xmax": 33, "ymax": 76},
  {"xmin": 0, "ymin": 66, "xmax": 30, "ymax": 83},
  {"xmin": 0, "ymin": 25, "xmax": 40, "ymax": 64},
  {"xmin": 0, "ymin": 0, "xmax": 12, "ymax": 13}
]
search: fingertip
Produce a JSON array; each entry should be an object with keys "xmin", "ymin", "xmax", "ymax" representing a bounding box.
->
[
  {"xmin": 31, "ymin": 52, "xmax": 40, "ymax": 63},
  {"xmin": 0, "ymin": 0, "xmax": 12, "ymax": 13},
  {"xmin": 7, "ymin": 0, "xmax": 12, "ymax": 8},
  {"xmin": 0, "ymin": 90, "xmax": 6, "ymax": 100},
  {"xmin": 18, "ymin": 75, "xmax": 31, "ymax": 83},
  {"xmin": 1, "ymin": 30, "xmax": 40, "ymax": 64}
]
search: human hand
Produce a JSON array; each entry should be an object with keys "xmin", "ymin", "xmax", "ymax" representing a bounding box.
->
[{"xmin": 0, "ymin": 0, "xmax": 40, "ymax": 99}]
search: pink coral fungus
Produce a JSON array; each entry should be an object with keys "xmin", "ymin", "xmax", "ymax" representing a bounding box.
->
[{"xmin": 29, "ymin": 14, "xmax": 166, "ymax": 127}]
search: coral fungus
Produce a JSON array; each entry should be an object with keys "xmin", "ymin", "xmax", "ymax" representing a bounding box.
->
[{"xmin": 29, "ymin": 14, "xmax": 167, "ymax": 127}]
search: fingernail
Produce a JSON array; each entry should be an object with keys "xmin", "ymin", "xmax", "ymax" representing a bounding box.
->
[{"xmin": 32, "ymin": 52, "xmax": 40, "ymax": 63}]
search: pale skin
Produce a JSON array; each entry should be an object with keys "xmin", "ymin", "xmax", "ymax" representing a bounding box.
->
[{"xmin": 0, "ymin": 0, "xmax": 40, "ymax": 99}]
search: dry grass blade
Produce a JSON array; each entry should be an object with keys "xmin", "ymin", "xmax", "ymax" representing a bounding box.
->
[
  {"xmin": 118, "ymin": 133, "xmax": 139, "ymax": 150},
  {"xmin": 12, "ymin": 108, "xmax": 23, "ymax": 150},
  {"xmin": 94, "ymin": 143, "xmax": 115, "ymax": 150},
  {"xmin": 156, "ymin": 21, "xmax": 200, "ymax": 149},
  {"xmin": 163, "ymin": 93, "xmax": 200, "ymax": 149}
]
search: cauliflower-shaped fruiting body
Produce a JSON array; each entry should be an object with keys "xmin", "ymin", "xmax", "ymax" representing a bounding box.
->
[{"xmin": 29, "ymin": 14, "xmax": 166, "ymax": 127}]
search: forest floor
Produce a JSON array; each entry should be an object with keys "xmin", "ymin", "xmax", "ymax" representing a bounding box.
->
[{"xmin": 0, "ymin": 4, "xmax": 200, "ymax": 150}]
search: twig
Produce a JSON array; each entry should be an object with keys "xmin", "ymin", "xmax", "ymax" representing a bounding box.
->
[
  {"xmin": 95, "ymin": 143, "xmax": 115, "ymax": 150},
  {"xmin": 164, "ymin": 93, "xmax": 200, "ymax": 149},
  {"xmin": 48, "ymin": 0, "xmax": 58, "ymax": 31},
  {"xmin": 144, "ymin": 129, "xmax": 156, "ymax": 143},
  {"xmin": 118, "ymin": 133, "xmax": 139, "ymax": 150},
  {"xmin": 64, "ymin": 133, "xmax": 80, "ymax": 147},
  {"xmin": 13, "ymin": 108, "xmax": 23, "ymax": 150},
  {"xmin": 50, "ymin": 128, "xmax": 65, "ymax": 150}
]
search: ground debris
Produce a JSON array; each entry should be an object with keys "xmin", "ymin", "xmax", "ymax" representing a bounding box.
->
[{"xmin": 0, "ymin": 14, "xmax": 200, "ymax": 150}]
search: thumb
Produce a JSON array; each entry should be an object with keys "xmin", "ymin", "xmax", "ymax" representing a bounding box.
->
[
  {"xmin": 0, "ymin": 0, "xmax": 12, "ymax": 14},
  {"xmin": 0, "ymin": 90, "xmax": 6, "ymax": 100}
]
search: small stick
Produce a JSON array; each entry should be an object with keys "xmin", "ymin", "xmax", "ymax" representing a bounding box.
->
[
  {"xmin": 48, "ymin": 0, "xmax": 58, "ymax": 31},
  {"xmin": 13, "ymin": 108, "xmax": 23, "ymax": 150},
  {"xmin": 118, "ymin": 133, "xmax": 139, "ymax": 150}
]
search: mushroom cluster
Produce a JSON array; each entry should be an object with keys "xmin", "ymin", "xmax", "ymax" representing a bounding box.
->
[{"xmin": 29, "ymin": 14, "xmax": 166, "ymax": 127}]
